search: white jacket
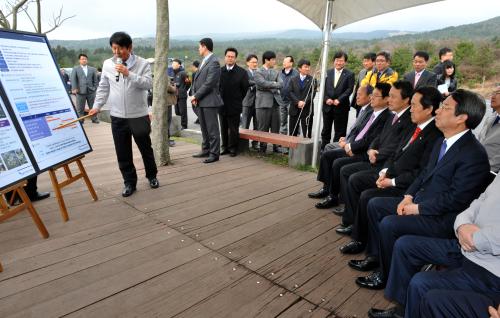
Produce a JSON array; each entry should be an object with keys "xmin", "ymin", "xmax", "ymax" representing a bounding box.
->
[{"xmin": 93, "ymin": 54, "xmax": 152, "ymax": 118}]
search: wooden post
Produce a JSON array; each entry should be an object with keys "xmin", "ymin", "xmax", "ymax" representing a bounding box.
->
[{"xmin": 48, "ymin": 155, "xmax": 98, "ymax": 222}]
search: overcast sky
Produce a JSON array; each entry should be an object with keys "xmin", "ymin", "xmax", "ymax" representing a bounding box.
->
[{"xmin": 8, "ymin": 0, "xmax": 500, "ymax": 40}]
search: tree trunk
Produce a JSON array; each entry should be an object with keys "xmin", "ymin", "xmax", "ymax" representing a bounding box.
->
[{"xmin": 151, "ymin": 0, "xmax": 171, "ymax": 166}]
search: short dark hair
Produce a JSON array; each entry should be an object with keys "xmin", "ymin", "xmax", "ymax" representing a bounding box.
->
[
  {"xmin": 225, "ymin": 47, "xmax": 238, "ymax": 57},
  {"xmin": 199, "ymin": 38, "xmax": 214, "ymax": 51},
  {"xmin": 78, "ymin": 53, "xmax": 88, "ymax": 59},
  {"xmin": 192, "ymin": 60, "xmax": 200, "ymax": 68},
  {"xmin": 333, "ymin": 50, "xmax": 348, "ymax": 62},
  {"xmin": 262, "ymin": 51, "xmax": 276, "ymax": 63},
  {"xmin": 285, "ymin": 55, "xmax": 294, "ymax": 63},
  {"xmin": 375, "ymin": 82, "xmax": 392, "ymax": 98},
  {"xmin": 363, "ymin": 52, "xmax": 376, "ymax": 62},
  {"xmin": 297, "ymin": 59, "xmax": 311, "ymax": 68},
  {"xmin": 172, "ymin": 58, "xmax": 182, "ymax": 65},
  {"xmin": 414, "ymin": 51, "xmax": 430, "ymax": 62},
  {"xmin": 109, "ymin": 32, "xmax": 132, "ymax": 48},
  {"xmin": 415, "ymin": 86, "xmax": 441, "ymax": 116},
  {"xmin": 246, "ymin": 54, "xmax": 258, "ymax": 62},
  {"xmin": 392, "ymin": 80, "xmax": 414, "ymax": 101},
  {"xmin": 441, "ymin": 60, "xmax": 456, "ymax": 78},
  {"xmin": 450, "ymin": 89, "xmax": 486, "ymax": 129},
  {"xmin": 376, "ymin": 51, "xmax": 391, "ymax": 62},
  {"xmin": 438, "ymin": 47, "xmax": 453, "ymax": 59}
]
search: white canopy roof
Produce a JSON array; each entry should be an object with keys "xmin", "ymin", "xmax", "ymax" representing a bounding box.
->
[{"xmin": 277, "ymin": 0, "xmax": 443, "ymax": 30}]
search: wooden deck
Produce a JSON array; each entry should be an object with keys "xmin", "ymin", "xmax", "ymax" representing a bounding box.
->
[{"xmin": 0, "ymin": 122, "xmax": 392, "ymax": 318}]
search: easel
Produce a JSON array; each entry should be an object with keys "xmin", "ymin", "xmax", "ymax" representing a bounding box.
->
[
  {"xmin": 0, "ymin": 181, "xmax": 50, "ymax": 272},
  {"xmin": 48, "ymin": 155, "xmax": 98, "ymax": 222}
]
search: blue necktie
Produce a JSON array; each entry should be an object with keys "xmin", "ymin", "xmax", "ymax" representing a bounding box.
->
[
  {"xmin": 437, "ymin": 140, "xmax": 447, "ymax": 162},
  {"xmin": 492, "ymin": 116, "xmax": 500, "ymax": 127}
]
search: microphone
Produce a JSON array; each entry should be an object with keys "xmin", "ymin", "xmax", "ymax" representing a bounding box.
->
[{"xmin": 115, "ymin": 57, "xmax": 123, "ymax": 82}]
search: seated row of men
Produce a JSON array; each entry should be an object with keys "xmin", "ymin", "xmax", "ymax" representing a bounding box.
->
[{"xmin": 308, "ymin": 82, "xmax": 500, "ymax": 318}]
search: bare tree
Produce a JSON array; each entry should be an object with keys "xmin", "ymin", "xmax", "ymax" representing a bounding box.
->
[
  {"xmin": 151, "ymin": 0, "xmax": 171, "ymax": 166},
  {"xmin": 0, "ymin": 0, "xmax": 74, "ymax": 34}
]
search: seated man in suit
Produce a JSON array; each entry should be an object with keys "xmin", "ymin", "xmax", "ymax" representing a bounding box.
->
[
  {"xmin": 309, "ymin": 84, "xmax": 391, "ymax": 208},
  {"xmin": 368, "ymin": 172, "xmax": 500, "ymax": 318},
  {"xmin": 403, "ymin": 51, "xmax": 437, "ymax": 89},
  {"xmin": 477, "ymin": 85, "xmax": 500, "ymax": 173},
  {"xmin": 337, "ymin": 87, "xmax": 442, "ymax": 245},
  {"xmin": 335, "ymin": 80, "xmax": 415, "ymax": 235},
  {"xmin": 288, "ymin": 59, "xmax": 316, "ymax": 138},
  {"xmin": 350, "ymin": 89, "xmax": 491, "ymax": 291}
]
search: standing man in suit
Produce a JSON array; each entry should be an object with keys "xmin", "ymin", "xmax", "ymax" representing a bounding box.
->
[
  {"xmin": 172, "ymin": 59, "xmax": 190, "ymax": 129},
  {"xmin": 279, "ymin": 55, "xmax": 299, "ymax": 135},
  {"xmin": 241, "ymin": 54, "xmax": 259, "ymax": 150},
  {"xmin": 288, "ymin": 59, "xmax": 316, "ymax": 137},
  {"xmin": 350, "ymin": 89, "xmax": 490, "ymax": 291},
  {"xmin": 339, "ymin": 86, "xmax": 443, "ymax": 254},
  {"xmin": 190, "ymin": 60, "xmax": 200, "ymax": 124},
  {"xmin": 219, "ymin": 47, "xmax": 249, "ymax": 157},
  {"xmin": 335, "ymin": 80, "xmax": 416, "ymax": 233},
  {"xmin": 403, "ymin": 51, "xmax": 437, "ymax": 89},
  {"xmin": 309, "ymin": 83, "xmax": 391, "ymax": 208},
  {"xmin": 254, "ymin": 51, "xmax": 283, "ymax": 154},
  {"xmin": 477, "ymin": 85, "xmax": 500, "ymax": 173},
  {"xmin": 71, "ymin": 53, "xmax": 99, "ymax": 123},
  {"xmin": 350, "ymin": 53, "xmax": 376, "ymax": 116},
  {"xmin": 321, "ymin": 51, "xmax": 355, "ymax": 148},
  {"xmin": 190, "ymin": 38, "xmax": 223, "ymax": 164},
  {"xmin": 433, "ymin": 47, "xmax": 454, "ymax": 75},
  {"xmin": 89, "ymin": 32, "xmax": 158, "ymax": 197}
]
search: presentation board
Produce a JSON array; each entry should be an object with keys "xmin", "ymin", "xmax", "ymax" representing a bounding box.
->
[{"xmin": 0, "ymin": 29, "xmax": 92, "ymax": 191}]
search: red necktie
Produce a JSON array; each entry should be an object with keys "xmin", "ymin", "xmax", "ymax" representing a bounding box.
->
[{"xmin": 410, "ymin": 127, "xmax": 422, "ymax": 144}]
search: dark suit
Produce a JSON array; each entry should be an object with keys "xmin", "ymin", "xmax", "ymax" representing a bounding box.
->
[
  {"xmin": 219, "ymin": 64, "xmax": 249, "ymax": 154},
  {"xmin": 317, "ymin": 108, "xmax": 391, "ymax": 197},
  {"xmin": 173, "ymin": 69, "xmax": 190, "ymax": 129},
  {"xmin": 403, "ymin": 69, "xmax": 437, "ymax": 89},
  {"xmin": 340, "ymin": 109, "xmax": 415, "ymax": 225},
  {"xmin": 71, "ymin": 65, "xmax": 99, "ymax": 119},
  {"xmin": 192, "ymin": 54, "xmax": 224, "ymax": 157},
  {"xmin": 288, "ymin": 75, "xmax": 316, "ymax": 137},
  {"xmin": 321, "ymin": 68, "xmax": 355, "ymax": 147},
  {"xmin": 348, "ymin": 120, "xmax": 442, "ymax": 244},
  {"xmin": 366, "ymin": 130, "xmax": 491, "ymax": 280}
]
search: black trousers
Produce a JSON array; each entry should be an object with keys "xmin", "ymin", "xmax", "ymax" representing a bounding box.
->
[
  {"xmin": 289, "ymin": 114, "xmax": 313, "ymax": 138},
  {"xmin": 316, "ymin": 148, "xmax": 363, "ymax": 197},
  {"xmin": 111, "ymin": 116, "xmax": 157, "ymax": 186},
  {"xmin": 242, "ymin": 105, "xmax": 257, "ymax": 130},
  {"xmin": 320, "ymin": 108, "xmax": 349, "ymax": 148},
  {"xmin": 410, "ymin": 258, "xmax": 500, "ymax": 318},
  {"xmin": 174, "ymin": 98, "xmax": 188, "ymax": 128},
  {"xmin": 219, "ymin": 114, "xmax": 240, "ymax": 153},
  {"xmin": 339, "ymin": 161, "xmax": 372, "ymax": 224}
]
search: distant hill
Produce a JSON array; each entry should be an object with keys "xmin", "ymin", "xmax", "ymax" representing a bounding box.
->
[{"xmin": 50, "ymin": 15, "xmax": 499, "ymax": 50}]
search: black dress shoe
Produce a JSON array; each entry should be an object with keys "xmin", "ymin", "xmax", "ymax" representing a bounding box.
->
[
  {"xmin": 348, "ymin": 256, "xmax": 380, "ymax": 272},
  {"xmin": 203, "ymin": 156, "xmax": 219, "ymax": 163},
  {"xmin": 229, "ymin": 152, "xmax": 237, "ymax": 157},
  {"xmin": 92, "ymin": 119, "xmax": 100, "ymax": 124},
  {"xmin": 193, "ymin": 152, "xmax": 210, "ymax": 158},
  {"xmin": 122, "ymin": 185, "xmax": 136, "ymax": 197},
  {"xmin": 308, "ymin": 188, "xmax": 329, "ymax": 199},
  {"xmin": 356, "ymin": 271, "xmax": 386, "ymax": 290},
  {"xmin": 31, "ymin": 191, "xmax": 50, "ymax": 202},
  {"xmin": 339, "ymin": 240, "xmax": 365, "ymax": 254},
  {"xmin": 332, "ymin": 206, "xmax": 344, "ymax": 216},
  {"xmin": 149, "ymin": 178, "xmax": 159, "ymax": 189},
  {"xmin": 335, "ymin": 224, "xmax": 353, "ymax": 235},
  {"xmin": 368, "ymin": 306, "xmax": 404, "ymax": 318},
  {"xmin": 315, "ymin": 196, "xmax": 338, "ymax": 209},
  {"xmin": 220, "ymin": 150, "xmax": 230, "ymax": 155}
]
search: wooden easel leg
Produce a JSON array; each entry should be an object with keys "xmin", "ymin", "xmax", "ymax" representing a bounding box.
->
[
  {"xmin": 76, "ymin": 159, "xmax": 98, "ymax": 201},
  {"xmin": 17, "ymin": 188, "xmax": 49, "ymax": 238},
  {"xmin": 49, "ymin": 169, "xmax": 69, "ymax": 222}
]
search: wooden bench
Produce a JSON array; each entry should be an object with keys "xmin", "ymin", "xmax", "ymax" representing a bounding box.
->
[{"xmin": 238, "ymin": 129, "xmax": 317, "ymax": 166}]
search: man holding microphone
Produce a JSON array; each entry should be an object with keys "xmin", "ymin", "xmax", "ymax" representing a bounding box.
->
[{"xmin": 89, "ymin": 31, "xmax": 158, "ymax": 197}]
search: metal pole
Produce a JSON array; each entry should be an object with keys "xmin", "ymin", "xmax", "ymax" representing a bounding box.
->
[{"xmin": 311, "ymin": 0, "xmax": 334, "ymax": 168}]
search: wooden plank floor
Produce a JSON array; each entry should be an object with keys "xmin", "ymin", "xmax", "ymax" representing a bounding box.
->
[{"xmin": 0, "ymin": 123, "xmax": 392, "ymax": 318}]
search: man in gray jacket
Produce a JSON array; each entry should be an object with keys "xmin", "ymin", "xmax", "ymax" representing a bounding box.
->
[
  {"xmin": 89, "ymin": 32, "xmax": 157, "ymax": 197},
  {"xmin": 241, "ymin": 54, "xmax": 259, "ymax": 150},
  {"xmin": 254, "ymin": 51, "xmax": 283, "ymax": 153},
  {"xmin": 71, "ymin": 53, "xmax": 99, "ymax": 123},
  {"xmin": 190, "ymin": 38, "xmax": 223, "ymax": 163}
]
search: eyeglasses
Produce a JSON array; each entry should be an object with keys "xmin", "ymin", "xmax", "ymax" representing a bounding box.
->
[{"xmin": 438, "ymin": 104, "xmax": 454, "ymax": 111}]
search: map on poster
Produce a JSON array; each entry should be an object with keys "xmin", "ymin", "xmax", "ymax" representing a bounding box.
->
[
  {"xmin": 0, "ymin": 30, "xmax": 91, "ymax": 175},
  {"xmin": 0, "ymin": 96, "xmax": 36, "ymax": 190}
]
